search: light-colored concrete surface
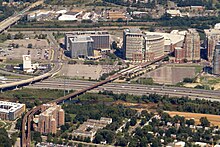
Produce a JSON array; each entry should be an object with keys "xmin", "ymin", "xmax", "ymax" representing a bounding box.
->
[
  {"xmin": 145, "ymin": 66, "xmax": 196, "ymax": 84},
  {"xmin": 60, "ymin": 64, "xmax": 123, "ymax": 80},
  {"xmin": 60, "ymin": 64, "xmax": 103, "ymax": 80}
]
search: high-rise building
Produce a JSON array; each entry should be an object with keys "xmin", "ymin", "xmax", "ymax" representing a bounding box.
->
[
  {"xmin": 37, "ymin": 104, "xmax": 65, "ymax": 134},
  {"xmin": 213, "ymin": 42, "xmax": 220, "ymax": 75},
  {"xmin": 144, "ymin": 34, "xmax": 164, "ymax": 61},
  {"xmin": 23, "ymin": 55, "xmax": 32, "ymax": 72},
  {"xmin": 69, "ymin": 36, "xmax": 94, "ymax": 58},
  {"xmin": 123, "ymin": 28, "xmax": 165, "ymax": 61},
  {"xmin": 123, "ymin": 28, "xmax": 143, "ymax": 60},
  {"xmin": 204, "ymin": 29, "xmax": 220, "ymax": 61},
  {"xmin": 183, "ymin": 29, "xmax": 200, "ymax": 61},
  {"xmin": 65, "ymin": 31, "xmax": 110, "ymax": 51}
]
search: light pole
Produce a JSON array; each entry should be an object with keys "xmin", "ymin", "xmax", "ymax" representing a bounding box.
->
[{"xmin": 63, "ymin": 73, "xmax": 66, "ymax": 97}]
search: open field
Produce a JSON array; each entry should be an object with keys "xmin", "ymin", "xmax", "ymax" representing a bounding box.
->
[
  {"xmin": 0, "ymin": 88, "xmax": 65, "ymax": 100},
  {"xmin": 166, "ymin": 111, "xmax": 220, "ymax": 127},
  {"xmin": 145, "ymin": 65, "xmax": 197, "ymax": 85}
]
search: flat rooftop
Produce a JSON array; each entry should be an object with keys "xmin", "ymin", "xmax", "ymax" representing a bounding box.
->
[
  {"xmin": 0, "ymin": 101, "xmax": 25, "ymax": 113},
  {"xmin": 70, "ymin": 36, "xmax": 94, "ymax": 43},
  {"xmin": 125, "ymin": 28, "xmax": 142, "ymax": 34}
]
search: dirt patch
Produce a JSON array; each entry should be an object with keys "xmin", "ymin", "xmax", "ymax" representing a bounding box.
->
[
  {"xmin": 113, "ymin": 101, "xmax": 157, "ymax": 112},
  {"xmin": 166, "ymin": 111, "xmax": 220, "ymax": 127}
]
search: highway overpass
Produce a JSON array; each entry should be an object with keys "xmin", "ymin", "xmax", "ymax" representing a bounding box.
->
[
  {"xmin": 25, "ymin": 78, "xmax": 220, "ymax": 102},
  {"xmin": 0, "ymin": 0, "xmax": 43, "ymax": 33}
]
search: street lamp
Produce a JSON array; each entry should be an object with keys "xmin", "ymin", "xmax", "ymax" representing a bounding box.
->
[{"xmin": 63, "ymin": 73, "xmax": 66, "ymax": 97}]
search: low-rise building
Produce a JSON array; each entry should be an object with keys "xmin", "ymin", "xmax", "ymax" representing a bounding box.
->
[
  {"xmin": 166, "ymin": 10, "xmax": 182, "ymax": 17},
  {"xmin": 0, "ymin": 101, "xmax": 25, "ymax": 120},
  {"xmin": 72, "ymin": 117, "xmax": 112, "ymax": 141}
]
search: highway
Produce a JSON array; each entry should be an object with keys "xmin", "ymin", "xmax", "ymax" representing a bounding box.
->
[
  {"xmin": 21, "ymin": 55, "xmax": 169, "ymax": 146},
  {"xmin": 0, "ymin": 1, "xmax": 44, "ymax": 33},
  {"xmin": 25, "ymin": 78, "xmax": 220, "ymax": 101}
]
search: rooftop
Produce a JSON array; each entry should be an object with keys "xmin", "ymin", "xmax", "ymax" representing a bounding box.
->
[
  {"xmin": 0, "ymin": 101, "xmax": 25, "ymax": 113},
  {"xmin": 70, "ymin": 36, "xmax": 94, "ymax": 43},
  {"xmin": 40, "ymin": 104, "xmax": 61, "ymax": 116},
  {"xmin": 125, "ymin": 28, "xmax": 142, "ymax": 34},
  {"xmin": 144, "ymin": 31, "xmax": 184, "ymax": 46}
]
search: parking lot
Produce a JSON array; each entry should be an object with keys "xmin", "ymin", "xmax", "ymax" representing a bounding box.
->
[{"xmin": 0, "ymin": 39, "xmax": 50, "ymax": 62}]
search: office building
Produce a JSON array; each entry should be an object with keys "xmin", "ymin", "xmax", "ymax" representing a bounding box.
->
[
  {"xmin": 37, "ymin": 104, "xmax": 65, "ymax": 134},
  {"xmin": 145, "ymin": 30, "xmax": 185, "ymax": 53},
  {"xmin": 69, "ymin": 36, "xmax": 94, "ymax": 58},
  {"xmin": 65, "ymin": 31, "xmax": 110, "ymax": 51},
  {"xmin": 183, "ymin": 29, "xmax": 200, "ymax": 61},
  {"xmin": 213, "ymin": 42, "xmax": 220, "ymax": 75},
  {"xmin": 0, "ymin": 101, "xmax": 25, "ymax": 120},
  {"xmin": 23, "ymin": 55, "xmax": 32, "ymax": 72},
  {"xmin": 144, "ymin": 34, "xmax": 165, "ymax": 61},
  {"xmin": 72, "ymin": 117, "xmax": 112, "ymax": 141},
  {"xmin": 123, "ymin": 28, "xmax": 165, "ymax": 61},
  {"xmin": 123, "ymin": 28, "xmax": 144, "ymax": 60}
]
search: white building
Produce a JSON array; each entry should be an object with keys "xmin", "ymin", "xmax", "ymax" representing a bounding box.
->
[
  {"xmin": 23, "ymin": 55, "xmax": 32, "ymax": 73},
  {"xmin": 166, "ymin": 10, "xmax": 182, "ymax": 17},
  {"xmin": 0, "ymin": 101, "xmax": 25, "ymax": 120},
  {"xmin": 27, "ymin": 10, "xmax": 52, "ymax": 21},
  {"xmin": 58, "ymin": 11, "xmax": 82, "ymax": 21}
]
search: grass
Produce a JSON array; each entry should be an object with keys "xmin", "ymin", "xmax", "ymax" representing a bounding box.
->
[
  {"xmin": 0, "ymin": 88, "xmax": 65, "ymax": 99},
  {"xmin": 0, "ymin": 121, "xmax": 5, "ymax": 128},
  {"xmin": 78, "ymin": 93, "xmax": 114, "ymax": 102},
  {"xmin": 47, "ymin": 0, "xmax": 94, "ymax": 5},
  {"xmin": 201, "ymin": 76, "xmax": 220, "ymax": 85},
  {"xmin": 69, "ymin": 114, "xmax": 76, "ymax": 121},
  {"xmin": 195, "ymin": 66, "xmax": 203, "ymax": 74},
  {"xmin": 5, "ymin": 59, "xmax": 22, "ymax": 65},
  {"xmin": 167, "ymin": 64, "xmax": 203, "ymax": 74}
]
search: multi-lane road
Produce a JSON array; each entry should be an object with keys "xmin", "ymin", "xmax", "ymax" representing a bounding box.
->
[
  {"xmin": 25, "ymin": 78, "xmax": 220, "ymax": 101},
  {"xmin": 0, "ymin": 0, "xmax": 44, "ymax": 33}
]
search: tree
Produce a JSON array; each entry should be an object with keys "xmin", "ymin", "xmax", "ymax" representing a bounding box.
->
[
  {"xmin": 200, "ymin": 117, "xmax": 210, "ymax": 127},
  {"xmin": 65, "ymin": 113, "xmax": 71, "ymax": 122},
  {"xmin": 183, "ymin": 77, "xmax": 194, "ymax": 83},
  {"xmin": 6, "ymin": 33, "xmax": 11, "ymax": 40},
  {"xmin": 130, "ymin": 117, "xmax": 137, "ymax": 126},
  {"xmin": 115, "ymin": 137, "xmax": 128, "ymax": 146},
  {"xmin": 27, "ymin": 43, "xmax": 33, "ymax": 48},
  {"xmin": 93, "ymin": 134, "xmax": 103, "ymax": 143},
  {"xmin": 140, "ymin": 118, "xmax": 147, "ymax": 126},
  {"xmin": 32, "ymin": 131, "xmax": 42, "ymax": 143},
  {"xmin": 186, "ymin": 119, "xmax": 195, "ymax": 126},
  {"xmin": 0, "ymin": 128, "xmax": 12, "ymax": 147},
  {"xmin": 15, "ymin": 118, "xmax": 22, "ymax": 130}
]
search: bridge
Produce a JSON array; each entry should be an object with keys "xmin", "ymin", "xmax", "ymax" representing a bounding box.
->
[{"xmin": 21, "ymin": 55, "xmax": 168, "ymax": 147}]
